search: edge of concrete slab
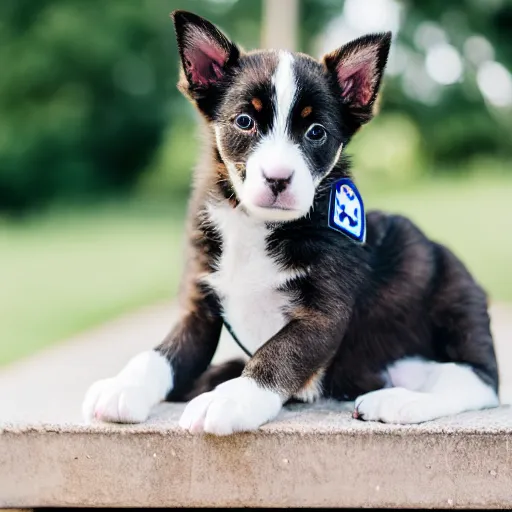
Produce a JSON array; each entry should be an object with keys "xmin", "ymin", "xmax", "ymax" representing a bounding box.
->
[{"xmin": 2, "ymin": 401, "xmax": 512, "ymax": 509}]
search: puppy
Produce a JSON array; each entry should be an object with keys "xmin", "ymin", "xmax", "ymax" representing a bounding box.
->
[{"xmin": 82, "ymin": 11, "xmax": 500, "ymax": 434}]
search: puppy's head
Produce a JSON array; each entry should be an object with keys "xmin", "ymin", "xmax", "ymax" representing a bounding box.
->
[{"xmin": 172, "ymin": 11, "xmax": 391, "ymax": 222}]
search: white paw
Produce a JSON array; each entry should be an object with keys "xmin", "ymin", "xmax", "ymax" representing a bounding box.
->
[
  {"xmin": 179, "ymin": 377, "xmax": 282, "ymax": 435},
  {"xmin": 82, "ymin": 377, "xmax": 153, "ymax": 424},
  {"xmin": 354, "ymin": 387, "xmax": 437, "ymax": 424},
  {"xmin": 82, "ymin": 350, "xmax": 173, "ymax": 424}
]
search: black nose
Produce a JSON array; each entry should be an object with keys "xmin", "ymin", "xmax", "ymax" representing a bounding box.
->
[{"xmin": 262, "ymin": 170, "xmax": 294, "ymax": 196}]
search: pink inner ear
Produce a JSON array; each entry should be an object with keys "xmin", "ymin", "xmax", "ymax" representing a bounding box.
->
[
  {"xmin": 337, "ymin": 60, "xmax": 375, "ymax": 107},
  {"xmin": 184, "ymin": 40, "xmax": 227, "ymax": 86}
]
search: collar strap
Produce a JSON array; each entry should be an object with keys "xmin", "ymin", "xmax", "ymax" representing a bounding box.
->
[{"xmin": 223, "ymin": 318, "xmax": 253, "ymax": 357}]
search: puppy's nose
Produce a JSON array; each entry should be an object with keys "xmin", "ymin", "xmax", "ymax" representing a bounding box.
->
[{"xmin": 261, "ymin": 167, "xmax": 294, "ymax": 195}]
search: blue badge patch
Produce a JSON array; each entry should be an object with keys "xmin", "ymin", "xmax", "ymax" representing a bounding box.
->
[{"xmin": 328, "ymin": 178, "xmax": 366, "ymax": 243}]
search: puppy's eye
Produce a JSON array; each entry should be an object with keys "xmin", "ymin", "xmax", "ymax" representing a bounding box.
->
[
  {"xmin": 234, "ymin": 114, "xmax": 255, "ymax": 131},
  {"xmin": 305, "ymin": 124, "xmax": 327, "ymax": 142}
]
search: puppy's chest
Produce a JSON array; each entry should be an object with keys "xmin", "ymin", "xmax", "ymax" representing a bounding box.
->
[{"xmin": 204, "ymin": 204, "xmax": 292, "ymax": 354}]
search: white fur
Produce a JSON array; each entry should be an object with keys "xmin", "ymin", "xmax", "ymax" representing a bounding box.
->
[
  {"xmin": 293, "ymin": 369, "xmax": 325, "ymax": 403},
  {"xmin": 214, "ymin": 127, "xmax": 309, "ymax": 222},
  {"xmin": 243, "ymin": 136, "xmax": 315, "ymax": 219},
  {"xmin": 82, "ymin": 350, "xmax": 173, "ymax": 424},
  {"xmin": 179, "ymin": 376, "xmax": 283, "ymax": 435},
  {"xmin": 386, "ymin": 357, "xmax": 435, "ymax": 391},
  {"xmin": 241, "ymin": 202, "xmax": 306, "ymax": 222},
  {"xmin": 272, "ymin": 51, "xmax": 296, "ymax": 137},
  {"xmin": 355, "ymin": 358, "xmax": 499, "ymax": 424},
  {"xmin": 204, "ymin": 202, "xmax": 304, "ymax": 355}
]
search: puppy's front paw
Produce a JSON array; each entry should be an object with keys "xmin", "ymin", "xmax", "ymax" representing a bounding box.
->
[
  {"xmin": 82, "ymin": 350, "xmax": 173, "ymax": 424},
  {"xmin": 82, "ymin": 378, "xmax": 153, "ymax": 424},
  {"xmin": 354, "ymin": 387, "xmax": 436, "ymax": 424},
  {"xmin": 179, "ymin": 377, "xmax": 282, "ymax": 435}
]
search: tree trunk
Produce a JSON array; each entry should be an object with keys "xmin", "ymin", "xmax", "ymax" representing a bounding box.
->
[{"xmin": 261, "ymin": 0, "xmax": 299, "ymax": 51}]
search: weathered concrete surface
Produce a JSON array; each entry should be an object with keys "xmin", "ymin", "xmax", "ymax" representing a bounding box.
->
[{"xmin": 1, "ymin": 402, "xmax": 512, "ymax": 509}]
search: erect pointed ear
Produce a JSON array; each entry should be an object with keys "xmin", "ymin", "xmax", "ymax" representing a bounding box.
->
[
  {"xmin": 323, "ymin": 32, "xmax": 391, "ymax": 125},
  {"xmin": 171, "ymin": 10, "xmax": 240, "ymax": 98}
]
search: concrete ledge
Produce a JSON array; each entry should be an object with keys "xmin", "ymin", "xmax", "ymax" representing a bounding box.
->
[{"xmin": 2, "ymin": 401, "xmax": 512, "ymax": 509}]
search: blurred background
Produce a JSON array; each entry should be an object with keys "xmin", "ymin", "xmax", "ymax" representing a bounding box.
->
[{"xmin": 1, "ymin": 0, "xmax": 511, "ymax": 367}]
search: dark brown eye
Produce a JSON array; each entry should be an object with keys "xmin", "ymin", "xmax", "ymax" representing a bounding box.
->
[
  {"xmin": 306, "ymin": 124, "xmax": 327, "ymax": 142},
  {"xmin": 235, "ymin": 114, "xmax": 254, "ymax": 130}
]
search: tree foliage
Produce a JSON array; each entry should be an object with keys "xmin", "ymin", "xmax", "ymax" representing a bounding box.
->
[
  {"xmin": 0, "ymin": 0, "xmax": 261, "ymax": 213},
  {"xmin": 301, "ymin": 0, "xmax": 512, "ymax": 170}
]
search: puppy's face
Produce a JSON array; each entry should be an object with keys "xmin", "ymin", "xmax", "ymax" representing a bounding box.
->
[
  {"xmin": 172, "ymin": 11, "xmax": 391, "ymax": 222},
  {"xmin": 213, "ymin": 51, "xmax": 346, "ymax": 222}
]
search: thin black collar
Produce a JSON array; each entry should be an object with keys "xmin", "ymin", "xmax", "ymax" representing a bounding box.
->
[{"xmin": 222, "ymin": 318, "xmax": 253, "ymax": 357}]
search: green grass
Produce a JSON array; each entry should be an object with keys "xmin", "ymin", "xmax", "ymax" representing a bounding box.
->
[
  {"xmin": 0, "ymin": 198, "xmax": 187, "ymax": 366},
  {"xmin": 1, "ymin": 171, "xmax": 511, "ymax": 366}
]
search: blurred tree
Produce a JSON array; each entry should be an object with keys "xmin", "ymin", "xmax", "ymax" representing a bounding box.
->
[
  {"xmin": 0, "ymin": 0, "xmax": 171, "ymax": 212},
  {"xmin": 300, "ymin": 0, "xmax": 512, "ymax": 173},
  {"xmin": 0, "ymin": 0, "xmax": 262, "ymax": 213},
  {"xmin": 386, "ymin": 0, "xmax": 512, "ymax": 169}
]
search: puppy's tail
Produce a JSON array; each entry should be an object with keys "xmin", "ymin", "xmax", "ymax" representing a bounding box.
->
[{"xmin": 183, "ymin": 358, "xmax": 246, "ymax": 401}]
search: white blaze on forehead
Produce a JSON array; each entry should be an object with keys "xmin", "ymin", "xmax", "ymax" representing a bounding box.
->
[{"xmin": 272, "ymin": 51, "xmax": 296, "ymax": 137}]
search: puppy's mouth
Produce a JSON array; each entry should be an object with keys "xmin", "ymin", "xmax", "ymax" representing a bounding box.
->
[
  {"xmin": 261, "ymin": 205, "xmax": 295, "ymax": 211},
  {"xmin": 241, "ymin": 201, "xmax": 306, "ymax": 222},
  {"xmin": 253, "ymin": 197, "xmax": 296, "ymax": 211}
]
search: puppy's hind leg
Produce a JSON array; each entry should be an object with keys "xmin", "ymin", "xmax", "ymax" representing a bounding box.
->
[
  {"xmin": 354, "ymin": 358, "xmax": 499, "ymax": 424},
  {"xmin": 355, "ymin": 243, "xmax": 500, "ymax": 424}
]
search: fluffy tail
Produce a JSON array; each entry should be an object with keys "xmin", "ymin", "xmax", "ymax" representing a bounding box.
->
[{"xmin": 183, "ymin": 358, "xmax": 246, "ymax": 401}]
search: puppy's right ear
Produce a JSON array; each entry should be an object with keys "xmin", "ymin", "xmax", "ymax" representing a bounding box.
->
[{"xmin": 171, "ymin": 10, "xmax": 240, "ymax": 116}]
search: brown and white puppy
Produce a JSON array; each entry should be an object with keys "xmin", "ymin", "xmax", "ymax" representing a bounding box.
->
[{"xmin": 82, "ymin": 11, "xmax": 500, "ymax": 434}]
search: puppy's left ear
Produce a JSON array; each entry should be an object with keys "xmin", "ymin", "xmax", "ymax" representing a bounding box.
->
[{"xmin": 323, "ymin": 32, "xmax": 391, "ymax": 126}]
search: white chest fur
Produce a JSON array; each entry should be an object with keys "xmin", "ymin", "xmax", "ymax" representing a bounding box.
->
[{"xmin": 204, "ymin": 203, "xmax": 294, "ymax": 355}]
